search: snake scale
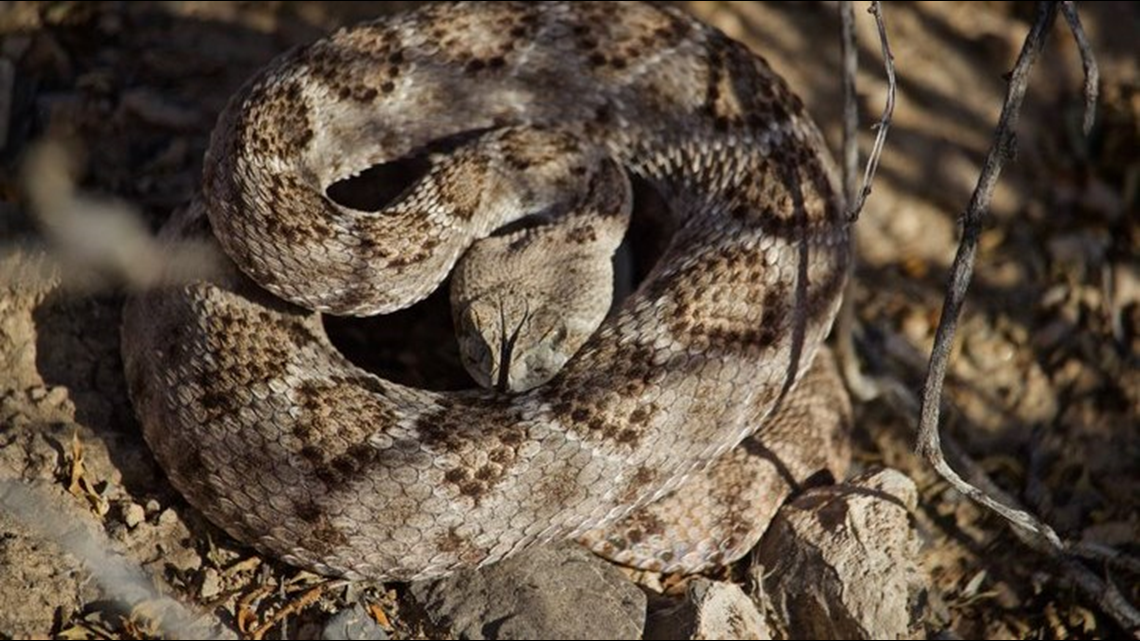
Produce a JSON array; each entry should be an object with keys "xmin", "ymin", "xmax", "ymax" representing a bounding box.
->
[{"xmin": 122, "ymin": 1, "xmax": 852, "ymax": 581}]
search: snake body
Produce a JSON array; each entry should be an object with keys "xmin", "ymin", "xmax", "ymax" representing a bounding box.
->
[{"xmin": 122, "ymin": 1, "xmax": 850, "ymax": 581}]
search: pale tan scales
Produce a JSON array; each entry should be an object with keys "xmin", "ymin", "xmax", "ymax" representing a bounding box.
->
[{"xmin": 122, "ymin": 1, "xmax": 851, "ymax": 581}]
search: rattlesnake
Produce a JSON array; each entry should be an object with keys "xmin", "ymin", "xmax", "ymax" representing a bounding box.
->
[{"xmin": 122, "ymin": 1, "xmax": 851, "ymax": 581}]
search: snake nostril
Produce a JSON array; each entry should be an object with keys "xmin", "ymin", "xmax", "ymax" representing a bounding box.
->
[{"xmin": 326, "ymin": 156, "xmax": 432, "ymax": 213}]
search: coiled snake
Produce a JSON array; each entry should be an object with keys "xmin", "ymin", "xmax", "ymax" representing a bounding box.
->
[{"xmin": 122, "ymin": 1, "xmax": 852, "ymax": 581}]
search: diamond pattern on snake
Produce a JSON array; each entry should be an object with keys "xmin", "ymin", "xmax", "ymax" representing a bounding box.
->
[{"xmin": 122, "ymin": 1, "xmax": 852, "ymax": 581}]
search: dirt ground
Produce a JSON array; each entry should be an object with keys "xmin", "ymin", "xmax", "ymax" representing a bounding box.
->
[{"xmin": 0, "ymin": 2, "xmax": 1136, "ymax": 639}]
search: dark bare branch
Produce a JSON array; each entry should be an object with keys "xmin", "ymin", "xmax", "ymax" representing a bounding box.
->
[
  {"xmin": 834, "ymin": 1, "xmax": 893, "ymax": 401},
  {"xmin": 1060, "ymin": 1, "xmax": 1099, "ymax": 135},
  {"xmin": 846, "ymin": 1, "xmax": 895, "ymax": 222},
  {"xmin": 840, "ymin": 1, "xmax": 859, "ymax": 205},
  {"xmin": 912, "ymin": 2, "xmax": 1139, "ymax": 631},
  {"xmin": 917, "ymin": 0, "xmax": 1062, "ymax": 555}
]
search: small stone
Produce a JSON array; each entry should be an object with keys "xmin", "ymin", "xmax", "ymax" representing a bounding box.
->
[
  {"xmin": 123, "ymin": 502, "xmax": 145, "ymax": 529},
  {"xmin": 199, "ymin": 568, "xmax": 221, "ymax": 600},
  {"xmin": 407, "ymin": 542, "xmax": 646, "ymax": 640},
  {"xmin": 321, "ymin": 604, "xmax": 388, "ymax": 641},
  {"xmin": 144, "ymin": 499, "xmax": 161, "ymax": 516},
  {"xmin": 43, "ymin": 386, "xmax": 69, "ymax": 408},
  {"xmin": 645, "ymin": 579, "xmax": 770, "ymax": 640},
  {"xmin": 157, "ymin": 508, "xmax": 178, "ymax": 526}
]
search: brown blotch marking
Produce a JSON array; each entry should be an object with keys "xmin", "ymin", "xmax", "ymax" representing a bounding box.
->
[
  {"xmin": 294, "ymin": 499, "xmax": 323, "ymax": 523},
  {"xmin": 168, "ymin": 446, "xmax": 215, "ymax": 504},
  {"xmin": 475, "ymin": 464, "xmax": 500, "ymax": 481},
  {"xmin": 413, "ymin": 394, "xmax": 517, "ymax": 452},
  {"xmin": 653, "ymin": 242, "xmax": 804, "ymax": 357},
  {"xmin": 288, "ymin": 375, "xmax": 401, "ymax": 488},
  {"xmin": 459, "ymin": 481, "xmax": 484, "ymax": 498},
  {"xmin": 619, "ymin": 465, "xmax": 659, "ymax": 505},
  {"xmin": 240, "ymin": 79, "xmax": 314, "ymax": 157},
  {"xmin": 412, "ymin": 398, "xmax": 524, "ymax": 501},
  {"xmin": 305, "ymin": 517, "xmax": 350, "ymax": 557},
  {"xmin": 531, "ymin": 463, "xmax": 582, "ymax": 508},
  {"xmin": 489, "ymin": 446, "xmax": 515, "ymax": 465},
  {"xmin": 234, "ymin": 171, "xmax": 338, "ymax": 245},
  {"xmin": 198, "ymin": 389, "xmax": 236, "ymax": 420},
  {"xmin": 757, "ymin": 281, "xmax": 792, "ymax": 348},
  {"xmin": 193, "ymin": 307, "xmax": 304, "ymax": 422},
  {"xmin": 386, "ymin": 249, "xmax": 433, "ymax": 269},
  {"xmin": 328, "ymin": 443, "xmax": 380, "ymax": 481},
  {"xmin": 805, "ymin": 259, "xmax": 848, "ymax": 320},
  {"xmin": 551, "ymin": 350, "xmax": 659, "ymax": 449},
  {"xmin": 628, "ymin": 509, "xmax": 668, "ymax": 539},
  {"xmin": 567, "ymin": 226, "xmax": 597, "ymax": 244},
  {"xmin": 327, "ymin": 287, "xmax": 371, "ymax": 315},
  {"xmin": 653, "ymin": 10, "xmax": 692, "ymax": 45},
  {"xmin": 434, "ymin": 527, "xmax": 489, "ymax": 566},
  {"xmin": 615, "ymin": 429, "xmax": 639, "ymax": 444},
  {"xmin": 628, "ymin": 404, "xmax": 655, "ymax": 425},
  {"xmin": 298, "ymin": 36, "xmax": 402, "ymax": 105}
]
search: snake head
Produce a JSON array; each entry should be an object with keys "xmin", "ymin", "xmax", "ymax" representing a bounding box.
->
[{"xmin": 455, "ymin": 293, "xmax": 587, "ymax": 393}]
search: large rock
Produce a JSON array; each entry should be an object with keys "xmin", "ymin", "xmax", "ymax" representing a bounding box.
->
[
  {"xmin": 407, "ymin": 542, "xmax": 646, "ymax": 639},
  {"xmin": 752, "ymin": 468, "xmax": 927, "ymax": 640}
]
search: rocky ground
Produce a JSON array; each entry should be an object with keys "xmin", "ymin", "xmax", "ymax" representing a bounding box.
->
[{"xmin": 0, "ymin": 2, "xmax": 1136, "ymax": 639}]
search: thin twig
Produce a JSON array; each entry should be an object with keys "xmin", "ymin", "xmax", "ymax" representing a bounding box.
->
[
  {"xmin": 916, "ymin": 1, "xmax": 1065, "ymax": 554},
  {"xmin": 840, "ymin": 1, "xmax": 859, "ymax": 204},
  {"xmin": 1059, "ymin": 1, "xmax": 1099, "ymax": 135},
  {"xmin": 834, "ymin": 1, "xmax": 892, "ymax": 401},
  {"xmin": 248, "ymin": 583, "xmax": 330, "ymax": 641},
  {"xmin": 847, "ymin": 1, "xmax": 895, "ymax": 222},
  {"xmin": 835, "ymin": 0, "xmax": 878, "ymax": 400}
]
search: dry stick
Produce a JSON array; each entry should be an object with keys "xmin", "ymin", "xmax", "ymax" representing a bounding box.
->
[
  {"xmin": 1059, "ymin": 1, "xmax": 1099, "ymax": 135},
  {"xmin": 846, "ymin": 1, "xmax": 895, "ymax": 223},
  {"xmin": 834, "ymin": 0, "xmax": 871, "ymax": 400},
  {"xmin": 915, "ymin": 2, "xmax": 1140, "ymax": 633},
  {"xmin": 917, "ymin": 0, "xmax": 1064, "ymax": 555},
  {"xmin": 835, "ymin": 1, "xmax": 895, "ymax": 401},
  {"xmin": 840, "ymin": 1, "xmax": 860, "ymax": 204}
]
